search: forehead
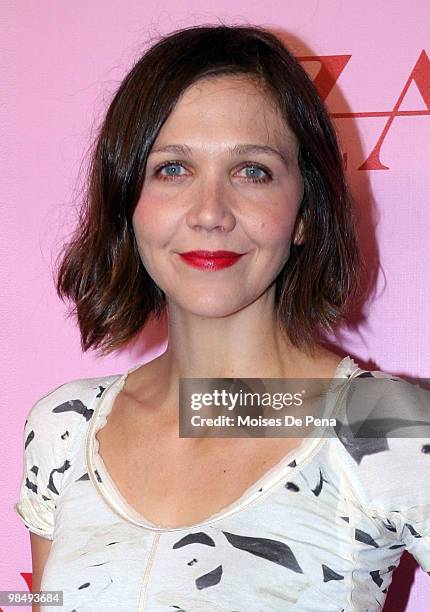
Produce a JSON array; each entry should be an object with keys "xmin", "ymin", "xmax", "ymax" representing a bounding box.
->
[{"xmin": 156, "ymin": 75, "xmax": 298, "ymax": 149}]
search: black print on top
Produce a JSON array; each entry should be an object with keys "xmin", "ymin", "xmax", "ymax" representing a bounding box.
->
[
  {"xmin": 336, "ymin": 435, "xmax": 391, "ymax": 464},
  {"xmin": 172, "ymin": 529, "xmax": 305, "ymax": 593},
  {"xmin": 23, "ymin": 395, "xmax": 96, "ymax": 510},
  {"xmin": 24, "ymin": 429, "xmax": 34, "ymax": 449},
  {"xmin": 47, "ymin": 459, "xmax": 71, "ymax": 495},
  {"xmin": 173, "ymin": 532, "xmax": 216, "ymax": 548},
  {"xmin": 370, "ymin": 569, "xmax": 383, "ymax": 588},
  {"xmin": 311, "ymin": 467, "xmax": 329, "ymax": 496},
  {"xmin": 76, "ymin": 470, "xmax": 103, "ymax": 483},
  {"xmin": 380, "ymin": 519, "xmax": 397, "ymax": 533},
  {"xmin": 96, "ymin": 385, "xmax": 106, "ymax": 398},
  {"xmin": 173, "ymin": 530, "xmax": 304, "ymax": 574},
  {"xmin": 298, "ymin": 465, "xmax": 330, "ymax": 497},
  {"xmin": 405, "ymin": 523, "xmax": 422, "ymax": 538},
  {"xmin": 222, "ymin": 531, "xmax": 304, "ymax": 573},
  {"xmin": 24, "ymin": 466, "xmax": 40, "ymax": 494},
  {"xmin": 18, "ymin": 373, "xmax": 429, "ymax": 609},
  {"xmin": 168, "ymin": 417, "xmax": 418, "ymax": 599},
  {"xmin": 322, "ymin": 564, "xmax": 344, "ymax": 582},
  {"xmin": 341, "ymin": 516, "xmax": 386, "ymax": 550},
  {"xmin": 53, "ymin": 399, "xmax": 94, "ymax": 422},
  {"xmin": 195, "ymin": 564, "xmax": 223, "ymax": 590},
  {"xmin": 25, "ymin": 475, "xmax": 38, "ymax": 494},
  {"xmin": 354, "ymin": 528, "xmax": 379, "ymax": 548},
  {"xmin": 334, "ymin": 373, "xmax": 430, "ymax": 465}
]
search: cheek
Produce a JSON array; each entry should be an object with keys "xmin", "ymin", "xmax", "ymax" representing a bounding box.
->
[
  {"xmin": 251, "ymin": 173, "xmax": 303, "ymax": 245},
  {"xmin": 132, "ymin": 193, "xmax": 175, "ymax": 248},
  {"xmin": 132, "ymin": 197, "xmax": 155, "ymax": 236},
  {"xmin": 252, "ymin": 205, "xmax": 299, "ymax": 250}
]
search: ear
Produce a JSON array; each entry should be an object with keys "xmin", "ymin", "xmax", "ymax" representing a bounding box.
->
[{"xmin": 293, "ymin": 218, "xmax": 305, "ymax": 246}]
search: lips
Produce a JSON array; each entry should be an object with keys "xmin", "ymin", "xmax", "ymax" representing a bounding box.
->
[{"xmin": 178, "ymin": 250, "xmax": 244, "ymax": 270}]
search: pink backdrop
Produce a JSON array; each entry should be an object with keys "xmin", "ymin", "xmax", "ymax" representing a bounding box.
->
[{"xmin": 3, "ymin": 1, "xmax": 429, "ymax": 609}]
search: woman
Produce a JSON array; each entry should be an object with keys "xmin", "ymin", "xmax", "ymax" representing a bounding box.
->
[{"xmin": 15, "ymin": 24, "xmax": 430, "ymax": 611}]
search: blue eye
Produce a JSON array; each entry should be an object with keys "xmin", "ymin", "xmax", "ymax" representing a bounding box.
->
[
  {"xmin": 239, "ymin": 165, "xmax": 270, "ymax": 182},
  {"xmin": 154, "ymin": 160, "xmax": 272, "ymax": 184},
  {"xmin": 157, "ymin": 162, "xmax": 186, "ymax": 179},
  {"xmin": 244, "ymin": 166, "xmax": 265, "ymax": 179}
]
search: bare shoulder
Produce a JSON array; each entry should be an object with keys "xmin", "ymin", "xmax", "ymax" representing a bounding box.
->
[
  {"xmin": 298, "ymin": 347, "xmax": 347, "ymax": 378},
  {"xmin": 103, "ymin": 355, "xmax": 170, "ymax": 433},
  {"xmin": 124, "ymin": 355, "xmax": 166, "ymax": 400}
]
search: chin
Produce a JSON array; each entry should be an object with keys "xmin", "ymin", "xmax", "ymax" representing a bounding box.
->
[{"xmin": 169, "ymin": 294, "xmax": 247, "ymax": 318}]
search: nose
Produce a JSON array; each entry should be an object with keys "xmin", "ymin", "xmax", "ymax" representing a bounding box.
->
[{"xmin": 185, "ymin": 175, "xmax": 236, "ymax": 233}]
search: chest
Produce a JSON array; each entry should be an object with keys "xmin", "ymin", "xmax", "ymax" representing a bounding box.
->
[
  {"xmin": 54, "ymin": 439, "xmax": 401, "ymax": 612},
  {"xmin": 95, "ymin": 405, "xmax": 304, "ymax": 528}
]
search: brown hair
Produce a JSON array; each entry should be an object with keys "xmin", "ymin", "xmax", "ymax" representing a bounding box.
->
[{"xmin": 55, "ymin": 24, "xmax": 363, "ymax": 357}]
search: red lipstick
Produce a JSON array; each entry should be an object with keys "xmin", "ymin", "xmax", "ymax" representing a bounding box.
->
[{"xmin": 178, "ymin": 250, "xmax": 244, "ymax": 270}]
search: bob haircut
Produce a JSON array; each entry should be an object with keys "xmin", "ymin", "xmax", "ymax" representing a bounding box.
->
[{"xmin": 55, "ymin": 24, "xmax": 363, "ymax": 357}]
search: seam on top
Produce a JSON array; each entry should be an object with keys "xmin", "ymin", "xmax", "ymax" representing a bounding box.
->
[
  {"xmin": 341, "ymin": 458, "xmax": 359, "ymax": 612},
  {"xmin": 224, "ymin": 371, "xmax": 366, "ymax": 522},
  {"xmin": 85, "ymin": 360, "xmax": 363, "ymax": 533},
  {"xmin": 86, "ymin": 361, "xmax": 358, "ymax": 532},
  {"xmin": 49, "ymin": 382, "xmax": 96, "ymax": 532},
  {"xmin": 137, "ymin": 532, "xmax": 161, "ymax": 612},
  {"xmin": 52, "ymin": 378, "xmax": 120, "ymax": 536},
  {"xmin": 80, "ymin": 376, "xmax": 123, "ymax": 460},
  {"xmin": 84, "ymin": 374, "xmax": 126, "ymax": 504},
  {"xmin": 63, "ymin": 377, "xmax": 121, "ymax": 481}
]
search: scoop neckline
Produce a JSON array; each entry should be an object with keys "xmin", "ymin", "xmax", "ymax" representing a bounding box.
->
[{"xmin": 85, "ymin": 355, "xmax": 361, "ymax": 533}]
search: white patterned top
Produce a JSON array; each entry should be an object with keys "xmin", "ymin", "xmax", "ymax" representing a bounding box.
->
[{"xmin": 15, "ymin": 356, "xmax": 430, "ymax": 611}]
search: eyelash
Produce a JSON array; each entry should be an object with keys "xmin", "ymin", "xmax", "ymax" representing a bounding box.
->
[{"xmin": 153, "ymin": 160, "xmax": 273, "ymax": 184}]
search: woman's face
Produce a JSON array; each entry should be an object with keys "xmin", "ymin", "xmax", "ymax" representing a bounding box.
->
[{"xmin": 132, "ymin": 75, "xmax": 304, "ymax": 317}]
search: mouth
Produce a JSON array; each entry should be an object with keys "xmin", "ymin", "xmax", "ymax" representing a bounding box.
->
[{"xmin": 177, "ymin": 250, "xmax": 245, "ymax": 271}]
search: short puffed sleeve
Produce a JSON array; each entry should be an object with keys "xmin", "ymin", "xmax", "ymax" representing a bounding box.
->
[
  {"xmin": 14, "ymin": 381, "xmax": 89, "ymax": 540},
  {"xmin": 338, "ymin": 371, "xmax": 430, "ymax": 571}
]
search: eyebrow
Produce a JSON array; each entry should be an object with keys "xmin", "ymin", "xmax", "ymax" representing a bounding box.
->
[{"xmin": 148, "ymin": 143, "xmax": 291, "ymax": 166}]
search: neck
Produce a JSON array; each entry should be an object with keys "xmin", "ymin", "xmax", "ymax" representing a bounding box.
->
[{"xmin": 144, "ymin": 293, "xmax": 335, "ymax": 409}]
